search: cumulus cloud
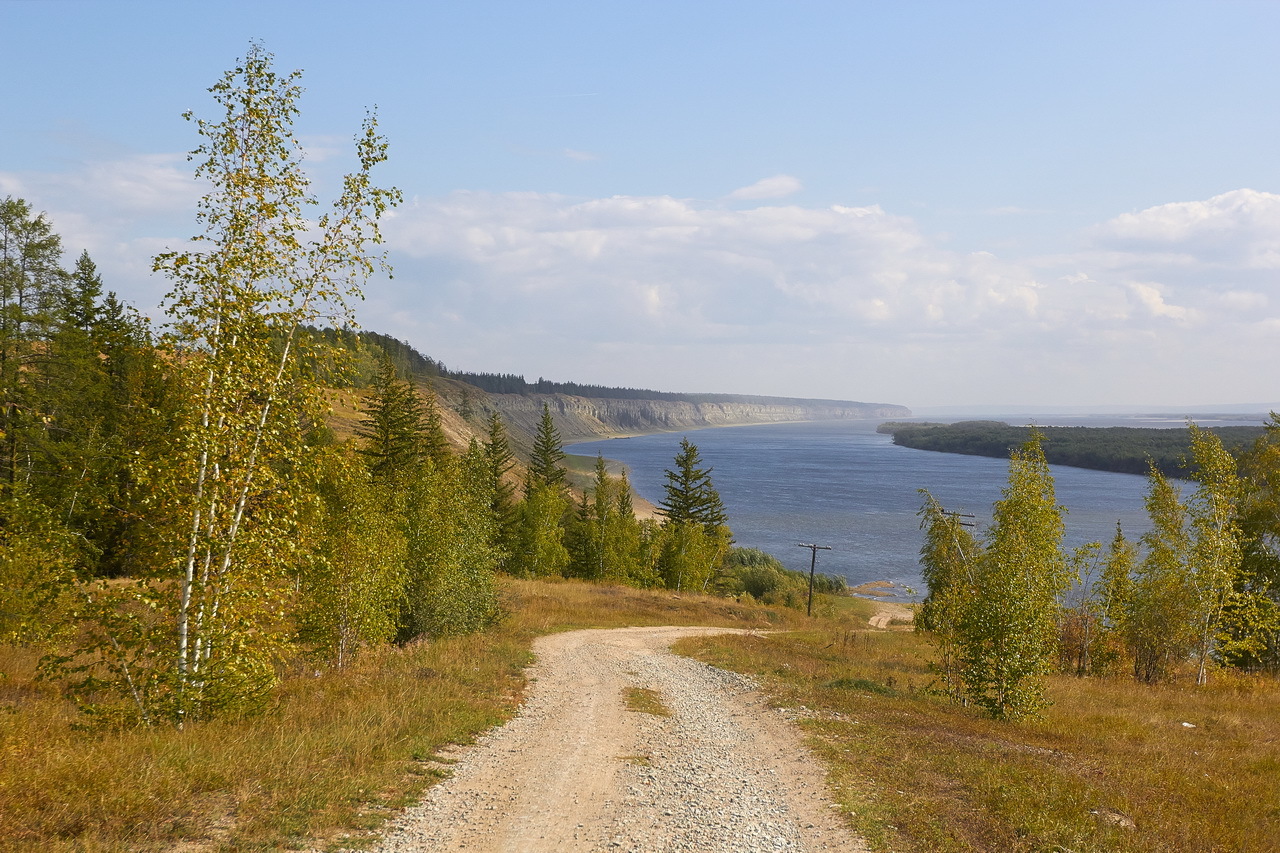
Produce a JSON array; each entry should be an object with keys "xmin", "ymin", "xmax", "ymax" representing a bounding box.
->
[
  {"xmin": 375, "ymin": 187, "xmax": 1280, "ymax": 404},
  {"xmin": 1089, "ymin": 189, "xmax": 1280, "ymax": 269},
  {"xmin": 726, "ymin": 174, "xmax": 803, "ymax": 200},
  {"xmin": 382, "ymin": 192, "xmax": 1045, "ymax": 345},
  {"xmin": 4, "ymin": 153, "xmax": 1278, "ymax": 405}
]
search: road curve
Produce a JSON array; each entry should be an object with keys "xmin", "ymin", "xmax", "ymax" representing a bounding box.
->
[{"xmin": 371, "ymin": 626, "xmax": 866, "ymax": 853}]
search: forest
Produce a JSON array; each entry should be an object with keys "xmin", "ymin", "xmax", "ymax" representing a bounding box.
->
[
  {"xmin": 880, "ymin": 419, "xmax": 1265, "ymax": 476},
  {"xmin": 0, "ymin": 47, "xmax": 845, "ymax": 728}
]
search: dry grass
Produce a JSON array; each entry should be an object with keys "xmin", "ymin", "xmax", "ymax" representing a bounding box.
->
[
  {"xmin": 681, "ymin": 627, "xmax": 1280, "ymax": 852},
  {"xmin": 0, "ymin": 633, "xmax": 528, "ymax": 853},
  {"xmin": 13, "ymin": 580, "xmax": 1268, "ymax": 853},
  {"xmin": 0, "ymin": 577, "xmax": 822, "ymax": 852}
]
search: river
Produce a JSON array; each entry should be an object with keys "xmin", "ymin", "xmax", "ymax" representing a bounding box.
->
[{"xmin": 567, "ymin": 417, "xmax": 1251, "ymax": 599}]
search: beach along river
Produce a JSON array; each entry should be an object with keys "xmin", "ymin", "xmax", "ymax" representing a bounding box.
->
[{"xmin": 569, "ymin": 419, "xmax": 1158, "ymax": 599}]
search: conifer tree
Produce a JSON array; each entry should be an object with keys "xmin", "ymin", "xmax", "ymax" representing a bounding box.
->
[
  {"xmin": 527, "ymin": 402, "xmax": 567, "ymax": 492},
  {"xmin": 357, "ymin": 357, "xmax": 425, "ymax": 481},
  {"xmin": 482, "ymin": 412, "xmax": 519, "ymax": 571},
  {"xmin": 421, "ymin": 384, "xmax": 451, "ymax": 468},
  {"xmin": 1, "ymin": 196, "xmax": 69, "ymax": 517},
  {"xmin": 484, "ymin": 411, "xmax": 517, "ymax": 518},
  {"xmin": 656, "ymin": 439, "xmax": 731, "ymax": 591},
  {"xmin": 573, "ymin": 467, "xmax": 652, "ymax": 587},
  {"xmin": 657, "ymin": 438, "xmax": 728, "ymax": 532}
]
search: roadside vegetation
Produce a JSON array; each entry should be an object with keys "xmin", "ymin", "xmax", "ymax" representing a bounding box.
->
[
  {"xmin": 0, "ymin": 578, "xmax": 811, "ymax": 852},
  {"xmin": 685, "ymin": 622, "xmax": 1280, "ymax": 853}
]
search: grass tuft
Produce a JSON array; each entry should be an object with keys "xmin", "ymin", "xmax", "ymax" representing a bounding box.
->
[{"xmin": 624, "ymin": 687, "xmax": 672, "ymax": 717}]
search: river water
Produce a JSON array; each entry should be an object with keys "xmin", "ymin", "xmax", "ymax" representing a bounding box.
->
[{"xmin": 567, "ymin": 418, "xmax": 1242, "ymax": 599}]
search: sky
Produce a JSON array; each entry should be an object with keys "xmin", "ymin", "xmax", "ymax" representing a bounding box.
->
[{"xmin": 3, "ymin": 0, "xmax": 1279, "ymax": 411}]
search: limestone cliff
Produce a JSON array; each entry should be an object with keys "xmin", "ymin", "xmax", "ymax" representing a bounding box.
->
[{"xmin": 479, "ymin": 393, "xmax": 912, "ymax": 442}]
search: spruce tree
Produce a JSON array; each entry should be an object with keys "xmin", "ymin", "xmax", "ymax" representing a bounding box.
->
[
  {"xmin": 357, "ymin": 357, "xmax": 426, "ymax": 481},
  {"xmin": 527, "ymin": 402, "xmax": 566, "ymax": 492},
  {"xmin": 484, "ymin": 411, "xmax": 517, "ymax": 516},
  {"xmin": 657, "ymin": 438, "xmax": 727, "ymax": 532},
  {"xmin": 421, "ymin": 384, "xmax": 451, "ymax": 468}
]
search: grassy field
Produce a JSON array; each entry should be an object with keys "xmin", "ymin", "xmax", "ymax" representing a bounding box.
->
[
  {"xmin": 681, "ymin": 623, "xmax": 1280, "ymax": 852},
  {"xmin": 2, "ymin": 579, "xmax": 1276, "ymax": 852},
  {"xmin": 0, "ymin": 578, "xmax": 811, "ymax": 852}
]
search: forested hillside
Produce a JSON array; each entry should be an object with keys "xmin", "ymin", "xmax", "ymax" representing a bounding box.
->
[
  {"xmin": 880, "ymin": 420, "xmax": 1265, "ymax": 476},
  {"xmin": 1, "ymin": 47, "xmax": 852, "ymax": 732}
]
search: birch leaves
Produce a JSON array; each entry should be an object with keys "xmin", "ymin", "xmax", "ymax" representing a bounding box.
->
[
  {"xmin": 128, "ymin": 45, "xmax": 396, "ymax": 722},
  {"xmin": 919, "ymin": 432, "xmax": 1070, "ymax": 720}
]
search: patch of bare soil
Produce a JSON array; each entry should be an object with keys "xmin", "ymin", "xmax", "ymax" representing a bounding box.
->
[{"xmin": 867, "ymin": 602, "xmax": 915, "ymax": 630}]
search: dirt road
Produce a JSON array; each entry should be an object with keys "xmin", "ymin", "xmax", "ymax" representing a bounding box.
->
[{"xmin": 372, "ymin": 626, "xmax": 866, "ymax": 853}]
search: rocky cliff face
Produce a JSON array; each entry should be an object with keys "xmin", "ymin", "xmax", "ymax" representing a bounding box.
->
[{"xmin": 482, "ymin": 393, "xmax": 912, "ymax": 441}]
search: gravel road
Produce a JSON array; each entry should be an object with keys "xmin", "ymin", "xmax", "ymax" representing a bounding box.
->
[{"xmin": 371, "ymin": 626, "xmax": 866, "ymax": 853}]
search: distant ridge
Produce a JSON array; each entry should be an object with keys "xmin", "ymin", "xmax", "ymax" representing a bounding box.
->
[{"xmin": 351, "ymin": 329, "xmax": 904, "ymax": 420}]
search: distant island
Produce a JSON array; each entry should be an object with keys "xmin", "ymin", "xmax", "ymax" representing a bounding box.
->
[{"xmin": 878, "ymin": 420, "xmax": 1266, "ymax": 477}]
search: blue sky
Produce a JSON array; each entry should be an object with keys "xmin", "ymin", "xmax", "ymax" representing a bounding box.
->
[{"xmin": 3, "ymin": 1, "xmax": 1279, "ymax": 410}]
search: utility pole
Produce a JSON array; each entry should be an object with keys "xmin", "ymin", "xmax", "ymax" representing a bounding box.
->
[{"xmin": 797, "ymin": 543, "xmax": 832, "ymax": 617}]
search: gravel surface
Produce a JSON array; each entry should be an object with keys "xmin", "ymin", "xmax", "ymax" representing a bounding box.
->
[{"xmin": 370, "ymin": 626, "xmax": 866, "ymax": 853}]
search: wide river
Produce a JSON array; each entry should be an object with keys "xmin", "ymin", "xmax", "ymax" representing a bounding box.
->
[{"xmin": 568, "ymin": 417, "xmax": 1254, "ymax": 599}]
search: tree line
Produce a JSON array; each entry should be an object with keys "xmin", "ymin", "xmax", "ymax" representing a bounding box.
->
[
  {"xmin": 2, "ymin": 46, "xmax": 844, "ymax": 728},
  {"xmin": 917, "ymin": 424, "xmax": 1280, "ymax": 720},
  {"xmin": 882, "ymin": 420, "xmax": 1264, "ymax": 477}
]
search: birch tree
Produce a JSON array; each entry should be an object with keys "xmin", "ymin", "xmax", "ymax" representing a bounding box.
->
[
  {"xmin": 1184, "ymin": 423, "xmax": 1244, "ymax": 684},
  {"xmin": 1224, "ymin": 415, "xmax": 1280, "ymax": 670},
  {"xmin": 297, "ymin": 448, "xmax": 405, "ymax": 668},
  {"xmin": 87, "ymin": 45, "xmax": 397, "ymax": 723},
  {"xmin": 1128, "ymin": 465, "xmax": 1193, "ymax": 682},
  {"xmin": 960, "ymin": 431, "xmax": 1069, "ymax": 719},
  {"xmin": 917, "ymin": 490, "xmax": 979, "ymax": 701}
]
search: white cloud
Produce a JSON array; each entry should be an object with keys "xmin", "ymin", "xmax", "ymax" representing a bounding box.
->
[
  {"xmin": 1129, "ymin": 282, "xmax": 1192, "ymax": 322},
  {"xmin": 4, "ymin": 155, "xmax": 1279, "ymax": 406},
  {"xmin": 375, "ymin": 187, "xmax": 1280, "ymax": 405},
  {"xmin": 383, "ymin": 192, "xmax": 1047, "ymax": 341},
  {"xmin": 726, "ymin": 174, "xmax": 803, "ymax": 200},
  {"xmin": 1089, "ymin": 189, "xmax": 1280, "ymax": 270}
]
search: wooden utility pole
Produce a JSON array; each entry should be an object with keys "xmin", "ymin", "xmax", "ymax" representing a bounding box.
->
[{"xmin": 797, "ymin": 543, "xmax": 832, "ymax": 617}]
